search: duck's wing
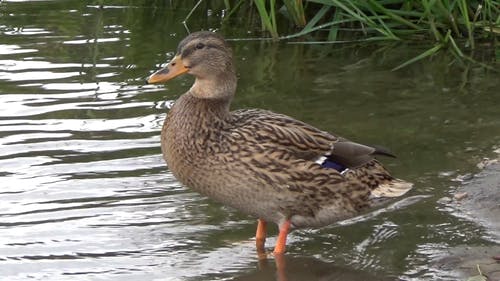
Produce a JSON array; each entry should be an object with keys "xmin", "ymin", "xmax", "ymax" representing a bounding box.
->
[
  {"xmin": 226, "ymin": 109, "xmax": 413, "ymax": 219},
  {"xmin": 230, "ymin": 109, "xmax": 390, "ymax": 169}
]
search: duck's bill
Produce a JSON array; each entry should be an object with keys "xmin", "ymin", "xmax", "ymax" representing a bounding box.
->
[{"xmin": 147, "ymin": 55, "xmax": 188, "ymax": 84}]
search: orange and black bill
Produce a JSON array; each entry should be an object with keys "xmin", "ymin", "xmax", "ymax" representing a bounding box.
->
[{"xmin": 147, "ymin": 55, "xmax": 188, "ymax": 84}]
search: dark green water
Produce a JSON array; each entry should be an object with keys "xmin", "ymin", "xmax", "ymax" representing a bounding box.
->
[{"xmin": 1, "ymin": 1, "xmax": 499, "ymax": 280}]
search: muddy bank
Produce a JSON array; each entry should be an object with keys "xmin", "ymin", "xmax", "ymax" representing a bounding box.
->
[
  {"xmin": 434, "ymin": 155, "xmax": 500, "ymax": 280},
  {"xmin": 452, "ymin": 158, "xmax": 500, "ymax": 243},
  {"xmin": 432, "ymin": 245, "xmax": 500, "ymax": 280}
]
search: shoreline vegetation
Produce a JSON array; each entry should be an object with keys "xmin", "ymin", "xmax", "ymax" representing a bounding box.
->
[{"xmin": 183, "ymin": 0, "xmax": 499, "ymax": 70}]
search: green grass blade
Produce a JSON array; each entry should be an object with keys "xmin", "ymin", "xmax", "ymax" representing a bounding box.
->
[
  {"xmin": 253, "ymin": 0, "xmax": 271, "ymax": 30},
  {"xmin": 368, "ymin": 0, "xmax": 421, "ymax": 30},
  {"xmin": 253, "ymin": 0, "xmax": 278, "ymax": 39},
  {"xmin": 222, "ymin": 0, "xmax": 245, "ymax": 22},
  {"xmin": 445, "ymin": 31, "xmax": 464, "ymax": 57},
  {"xmin": 457, "ymin": 0, "xmax": 474, "ymax": 48},
  {"xmin": 270, "ymin": 0, "xmax": 277, "ymax": 37},
  {"xmin": 365, "ymin": 4, "xmax": 399, "ymax": 39},
  {"xmin": 302, "ymin": 4, "xmax": 330, "ymax": 31},
  {"xmin": 392, "ymin": 44, "xmax": 443, "ymax": 71},
  {"xmin": 281, "ymin": 17, "xmax": 364, "ymax": 39},
  {"xmin": 328, "ymin": 7, "xmax": 341, "ymax": 41},
  {"xmin": 283, "ymin": 0, "xmax": 307, "ymax": 27}
]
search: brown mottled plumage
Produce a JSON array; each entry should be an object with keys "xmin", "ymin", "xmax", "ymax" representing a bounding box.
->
[{"xmin": 147, "ymin": 31, "xmax": 413, "ymax": 255}]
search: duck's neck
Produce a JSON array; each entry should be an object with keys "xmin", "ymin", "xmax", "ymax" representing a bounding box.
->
[
  {"xmin": 165, "ymin": 71, "xmax": 237, "ymax": 142},
  {"xmin": 173, "ymin": 92, "xmax": 232, "ymax": 124},
  {"xmin": 189, "ymin": 68, "xmax": 237, "ymax": 101}
]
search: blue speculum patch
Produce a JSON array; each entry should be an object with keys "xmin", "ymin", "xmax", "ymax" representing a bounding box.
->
[{"xmin": 321, "ymin": 159, "xmax": 347, "ymax": 172}]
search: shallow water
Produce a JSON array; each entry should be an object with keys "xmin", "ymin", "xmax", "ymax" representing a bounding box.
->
[{"xmin": 1, "ymin": 1, "xmax": 499, "ymax": 280}]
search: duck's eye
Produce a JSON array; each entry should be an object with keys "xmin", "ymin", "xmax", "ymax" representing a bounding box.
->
[{"xmin": 195, "ymin": 43, "xmax": 205, "ymax": 50}]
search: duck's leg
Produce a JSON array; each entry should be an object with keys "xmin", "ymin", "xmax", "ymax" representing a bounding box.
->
[
  {"xmin": 256, "ymin": 219, "xmax": 267, "ymax": 254},
  {"xmin": 273, "ymin": 220, "xmax": 291, "ymax": 255},
  {"xmin": 274, "ymin": 253, "xmax": 287, "ymax": 281}
]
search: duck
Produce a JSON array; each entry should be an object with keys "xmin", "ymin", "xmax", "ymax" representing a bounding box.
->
[{"xmin": 147, "ymin": 31, "xmax": 413, "ymax": 255}]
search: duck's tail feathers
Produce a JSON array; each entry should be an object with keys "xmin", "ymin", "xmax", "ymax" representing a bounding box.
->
[
  {"xmin": 371, "ymin": 145, "xmax": 396, "ymax": 158},
  {"xmin": 370, "ymin": 179, "xmax": 413, "ymax": 198}
]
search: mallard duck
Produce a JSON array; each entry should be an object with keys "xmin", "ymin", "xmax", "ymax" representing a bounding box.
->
[{"xmin": 147, "ymin": 31, "xmax": 413, "ymax": 255}]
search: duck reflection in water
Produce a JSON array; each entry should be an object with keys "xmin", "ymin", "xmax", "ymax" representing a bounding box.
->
[{"xmin": 239, "ymin": 255, "xmax": 392, "ymax": 281}]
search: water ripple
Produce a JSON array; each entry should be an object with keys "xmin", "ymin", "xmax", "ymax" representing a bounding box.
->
[{"xmin": 2, "ymin": 1, "xmax": 499, "ymax": 280}]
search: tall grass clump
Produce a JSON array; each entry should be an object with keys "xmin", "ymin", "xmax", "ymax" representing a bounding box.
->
[{"xmin": 222, "ymin": 0, "xmax": 500, "ymax": 68}]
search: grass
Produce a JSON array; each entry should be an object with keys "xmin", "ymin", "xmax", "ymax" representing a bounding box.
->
[
  {"xmin": 253, "ymin": 0, "xmax": 279, "ymax": 39},
  {"xmin": 217, "ymin": 0, "xmax": 500, "ymax": 69}
]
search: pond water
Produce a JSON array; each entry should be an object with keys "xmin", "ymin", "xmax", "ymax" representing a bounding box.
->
[{"xmin": 1, "ymin": 1, "xmax": 499, "ymax": 280}]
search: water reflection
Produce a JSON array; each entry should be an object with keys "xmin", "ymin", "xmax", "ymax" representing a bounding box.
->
[
  {"xmin": 0, "ymin": 0, "xmax": 499, "ymax": 280},
  {"xmin": 236, "ymin": 255, "xmax": 392, "ymax": 281}
]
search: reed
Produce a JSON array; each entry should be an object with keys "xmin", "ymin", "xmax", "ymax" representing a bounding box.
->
[
  {"xmin": 253, "ymin": 0, "xmax": 279, "ymax": 39},
  {"xmin": 223, "ymin": 0, "xmax": 499, "ymax": 68}
]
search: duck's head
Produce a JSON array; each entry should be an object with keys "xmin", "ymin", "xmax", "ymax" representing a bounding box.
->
[{"xmin": 147, "ymin": 31, "xmax": 236, "ymax": 99}]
